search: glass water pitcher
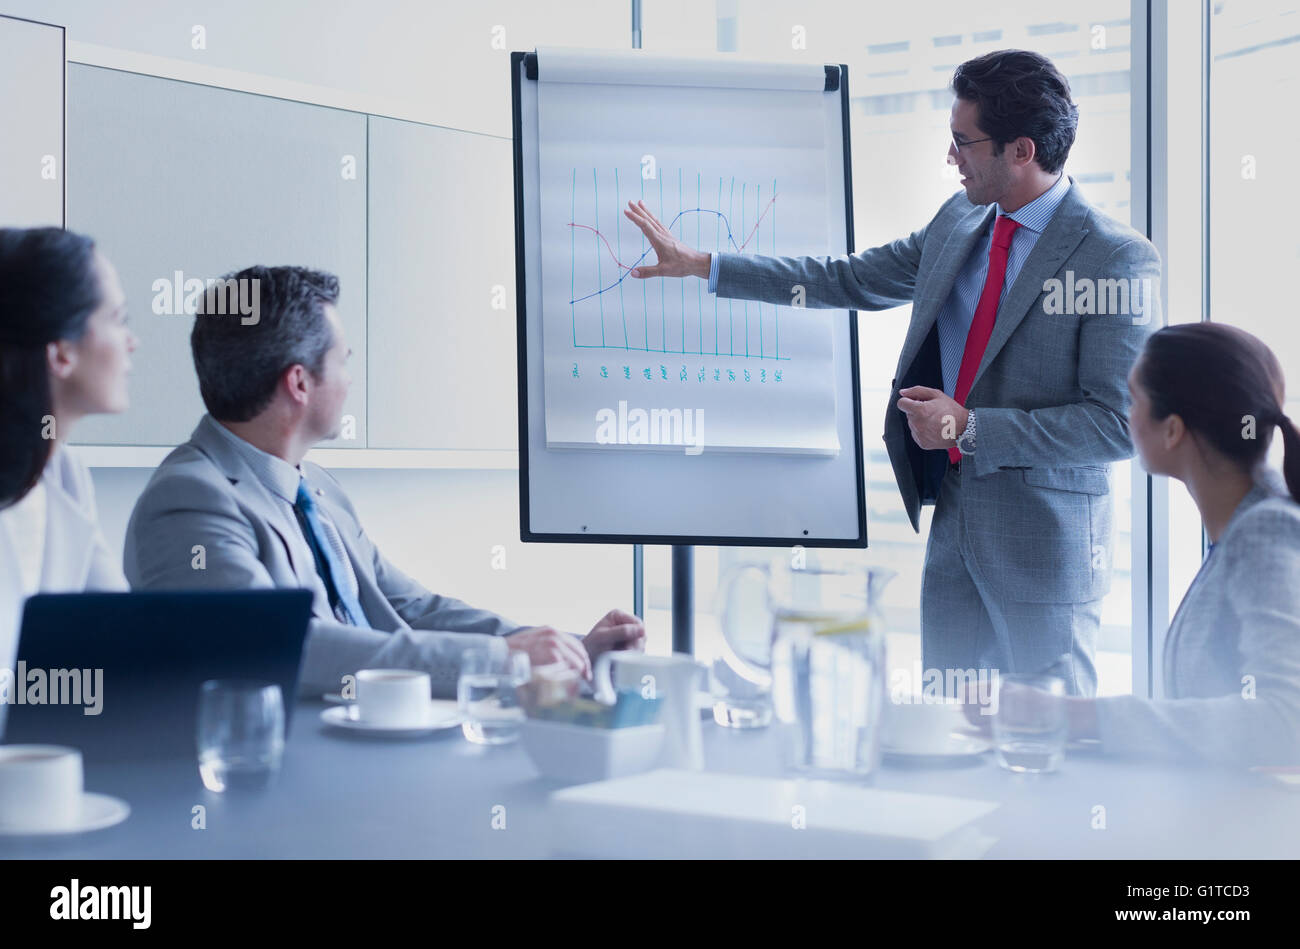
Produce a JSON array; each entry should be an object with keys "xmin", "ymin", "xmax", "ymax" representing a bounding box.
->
[{"xmin": 717, "ymin": 558, "xmax": 894, "ymax": 778}]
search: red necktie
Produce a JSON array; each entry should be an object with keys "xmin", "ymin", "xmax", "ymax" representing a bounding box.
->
[{"xmin": 948, "ymin": 214, "xmax": 1021, "ymax": 463}]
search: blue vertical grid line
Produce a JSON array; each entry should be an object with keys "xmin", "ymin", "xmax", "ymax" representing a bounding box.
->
[
  {"xmin": 614, "ymin": 166, "xmax": 628, "ymax": 348},
  {"xmin": 679, "ymin": 167, "xmax": 685, "ymax": 353},
  {"xmin": 640, "ymin": 175, "xmax": 647, "ymax": 349},
  {"xmin": 728, "ymin": 176, "xmax": 735, "ymax": 357},
  {"xmin": 570, "ymin": 167, "xmax": 576, "ymax": 346},
  {"xmin": 742, "ymin": 182, "xmax": 748, "ymax": 358},
  {"xmin": 593, "ymin": 167, "xmax": 604, "ymax": 346},
  {"xmin": 714, "ymin": 176, "xmax": 721, "ymax": 356},
  {"xmin": 659, "ymin": 175, "xmax": 665, "ymax": 352}
]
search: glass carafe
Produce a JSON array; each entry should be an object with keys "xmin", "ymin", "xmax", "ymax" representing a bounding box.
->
[
  {"xmin": 770, "ymin": 563, "xmax": 893, "ymax": 778},
  {"xmin": 716, "ymin": 557, "xmax": 894, "ymax": 778}
]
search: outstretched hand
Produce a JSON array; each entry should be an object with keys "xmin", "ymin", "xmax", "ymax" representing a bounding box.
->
[{"xmin": 623, "ymin": 200, "xmax": 711, "ymax": 280}]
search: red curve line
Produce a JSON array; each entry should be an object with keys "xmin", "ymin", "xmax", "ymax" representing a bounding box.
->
[{"xmin": 567, "ymin": 193, "xmax": 779, "ymax": 272}]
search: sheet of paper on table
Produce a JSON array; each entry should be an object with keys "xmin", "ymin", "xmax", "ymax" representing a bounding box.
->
[{"xmin": 549, "ymin": 769, "xmax": 999, "ymax": 859}]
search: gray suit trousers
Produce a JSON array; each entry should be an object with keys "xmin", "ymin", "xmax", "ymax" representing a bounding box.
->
[{"xmin": 921, "ymin": 462, "xmax": 1101, "ymax": 697}]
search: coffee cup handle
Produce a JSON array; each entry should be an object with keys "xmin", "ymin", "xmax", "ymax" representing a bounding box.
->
[{"xmin": 593, "ymin": 652, "xmax": 618, "ymax": 705}]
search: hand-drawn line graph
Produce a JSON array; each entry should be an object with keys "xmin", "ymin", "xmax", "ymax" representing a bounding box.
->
[{"xmin": 566, "ymin": 166, "xmax": 790, "ymax": 361}]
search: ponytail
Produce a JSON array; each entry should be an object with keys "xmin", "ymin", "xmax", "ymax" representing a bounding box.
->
[{"xmin": 1276, "ymin": 412, "xmax": 1300, "ymax": 505}]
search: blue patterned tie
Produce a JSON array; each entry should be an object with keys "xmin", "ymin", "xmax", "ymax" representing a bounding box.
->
[{"xmin": 294, "ymin": 480, "xmax": 368, "ymax": 627}]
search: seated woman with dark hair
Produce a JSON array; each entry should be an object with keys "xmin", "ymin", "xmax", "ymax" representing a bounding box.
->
[
  {"xmin": 0, "ymin": 228, "xmax": 137, "ymax": 679},
  {"xmin": 1068, "ymin": 322, "xmax": 1300, "ymax": 766}
]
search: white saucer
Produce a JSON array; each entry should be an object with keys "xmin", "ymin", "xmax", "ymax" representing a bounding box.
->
[
  {"xmin": 0, "ymin": 792, "xmax": 130, "ymax": 836},
  {"xmin": 882, "ymin": 731, "xmax": 992, "ymax": 759},
  {"xmin": 320, "ymin": 700, "xmax": 462, "ymax": 737}
]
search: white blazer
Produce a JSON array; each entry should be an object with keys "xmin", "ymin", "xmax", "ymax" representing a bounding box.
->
[{"xmin": 0, "ymin": 446, "xmax": 127, "ymax": 678}]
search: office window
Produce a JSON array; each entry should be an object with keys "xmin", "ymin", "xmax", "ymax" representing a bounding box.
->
[
  {"xmin": 1210, "ymin": 1, "xmax": 1300, "ymax": 448},
  {"xmin": 642, "ymin": 1, "xmax": 1137, "ymax": 696}
]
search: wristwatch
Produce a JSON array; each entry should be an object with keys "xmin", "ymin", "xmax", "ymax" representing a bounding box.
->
[{"xmin": 956, "ymin": 409, "xmax": 977, "ymax": 456}]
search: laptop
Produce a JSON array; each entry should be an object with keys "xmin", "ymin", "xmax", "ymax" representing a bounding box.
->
[{"xmin": 2, "ymin": 590, "xmax": 312, "ymax": 762}]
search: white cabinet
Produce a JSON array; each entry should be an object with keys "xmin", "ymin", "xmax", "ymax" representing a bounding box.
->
[
  {"xmin": 67, "ymin": 65, "xmax": 368, "ymax": 448},
  {"xmin": 366, "ymin": 117, "xmax": 517, "ymax": 450},
  {"xmin": 0, "ymin": 15, "xmax": 63, "ymax": 227}
]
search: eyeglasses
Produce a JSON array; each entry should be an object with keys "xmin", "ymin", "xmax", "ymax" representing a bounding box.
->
[
  {"xmin": 949, "ymin": 134, "xmax": 994, "ymax": 157},
  {"xmin": 946, "ymin": 133, "xmax": 993, "ymax": 165}
]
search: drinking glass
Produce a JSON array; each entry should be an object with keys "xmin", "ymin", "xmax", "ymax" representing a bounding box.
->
[
  {"xmin": 458, "ymin": 647, "xmax": 530, "ymax": 745},
  {"xmin": 992, "ymin": 674, "xmax": 1067, "ymax": 774},
  {"xmin": 197, "ymin": 679, "xmax": 284, "ymax": 792}
]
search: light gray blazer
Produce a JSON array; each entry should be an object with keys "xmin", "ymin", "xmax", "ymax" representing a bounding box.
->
[
  {"xmin": 1096, "ymin": 468, "xmax": 1300, "ymax": 766},
  {"xmin": 0, "ymin": 447, "xmax": 127, "ymax": 732},
  {"xmin": 123, "ymin": 417, "xmax": 526, "ymax": 697},
  {"xmin": 714, "ymin": 178, "xmax": 1161, "ymax": 605}
]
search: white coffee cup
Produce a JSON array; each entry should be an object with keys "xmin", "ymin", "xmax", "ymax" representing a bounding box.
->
[
  {"xmin": 884, "ymin": 698, "xmax": 966, "ymax": 752},
  {"xmin": 355, "ymin": 669, "xmax": 431, "ymax": 726},
  {"xmin": 0, "ymin": 745, "xmax": 84, "ymax": 831}
]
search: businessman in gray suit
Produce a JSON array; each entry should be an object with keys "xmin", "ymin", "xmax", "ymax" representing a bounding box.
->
[
  {"xmin": 124, "ymin": 266, "xmax": 643, "ymax": 697},
  {"xmin": 624, "ymin": 50, "xmax": 1162, "ymax": 695}
]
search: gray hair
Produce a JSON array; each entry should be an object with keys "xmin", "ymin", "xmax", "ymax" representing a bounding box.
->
[{"xmin": 190, "ymin": 265, "xmax": 338, "ymax": 422}]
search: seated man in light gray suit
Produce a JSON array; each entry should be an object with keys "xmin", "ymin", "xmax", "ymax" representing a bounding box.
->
[
  {"xmin": 624, "ymin": 49, "xmax": 1162, "ymax": 696},
  {"xmin": 124, "ymin": 266, "xmax": 643, "ymax": 697}
]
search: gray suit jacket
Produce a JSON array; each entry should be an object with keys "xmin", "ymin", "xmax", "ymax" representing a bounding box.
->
[
  {"xmin": 1096, "ymin": 468, "xmax": 1300, "ymax": 767},
  {"xmin": 714, "ymin": 178, "xmax": 1161, "ymax": 604},
  {"xmin": 123, "ymin": 416, "xmax": 525, "ymax": 697}
]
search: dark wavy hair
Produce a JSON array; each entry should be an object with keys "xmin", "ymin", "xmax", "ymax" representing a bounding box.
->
[
  {"xmin": 0, "ymin": 228, "xmax": 102, "ymax": 508},
  {"xmin": 1137, "ymin": 323, "xmax": 1300, "ymax": 504},
  {"xmin": 190, "ymin": 265, "xmax": 339, "ymax": 422},
  {"xmin": 950, "ymin": 49, "xmax": 1079, "ymax": 175}
]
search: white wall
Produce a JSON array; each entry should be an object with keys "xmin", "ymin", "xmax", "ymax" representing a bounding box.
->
[
  {"xmin": 0, "ymin": 0, "xmax": 629, "ymax": 136},
  {"xmin": 9, "ymin": 0, "xmax": 645, "ymax": 645}
]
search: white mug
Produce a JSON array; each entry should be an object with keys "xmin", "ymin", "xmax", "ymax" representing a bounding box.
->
[
  {"xmin": 594, "ymin": 652, "xmax": 704, "ymax": 770},
  {"xmin": 354, "ymin": 669, "xmax": 431, "ymax": 726},
  {"xmin": 0, "ymin": 745, "xmax": 84, "ymax": 831},
  {"xmin": 884, "ymin": 698, "xmax": 965, "ymax": 752}
]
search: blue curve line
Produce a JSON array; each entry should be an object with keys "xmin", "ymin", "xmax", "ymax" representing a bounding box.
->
[
  {"xmin": 567, "ymin": 200, "xmax": 779, "ymax": 305},
  {"xmin": 569, "ymin": 171, "xmax": 786, "ymax": 362}
]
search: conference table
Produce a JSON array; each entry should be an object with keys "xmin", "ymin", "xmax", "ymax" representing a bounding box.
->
[{"xmin": 3, "ymin": 698, "xmax": 1298, "ymax": 859}]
